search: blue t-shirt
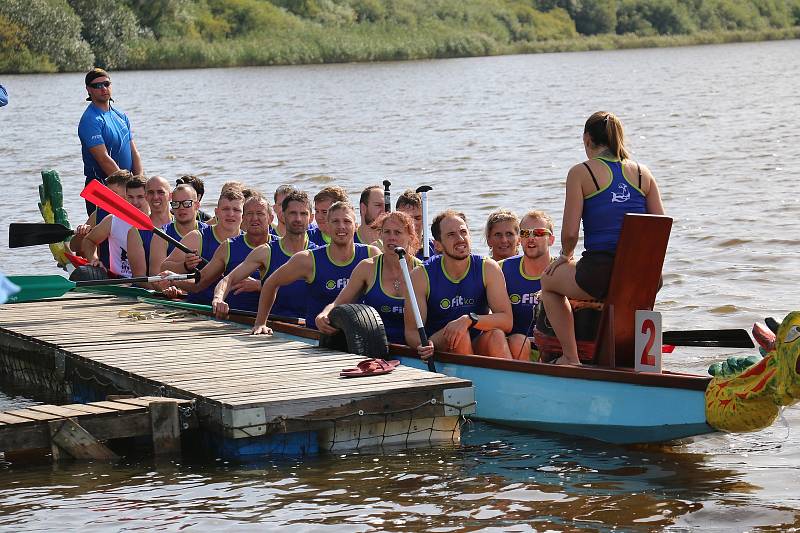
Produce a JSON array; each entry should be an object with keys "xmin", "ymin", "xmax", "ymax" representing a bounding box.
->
[
  {"xmin": 78, "ymin": 104, "xmax": 134, "ymax": 180},
  {"xmin": 500, "ymin": 255, "xmax": 541, "ymax": 336},
  {"xmin": 423, "ymin": 254, "xmax": 489, "ymax": 339}
]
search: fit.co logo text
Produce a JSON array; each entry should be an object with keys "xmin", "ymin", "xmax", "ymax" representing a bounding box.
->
[
  {"xmin": 510, "ymin": 293, "xmax": 538, "ymax": 305},
  {"xmin": 325, "ymin": 278, "xmax": 349, "ymax": 290},
  {"xmin": 439, "ymin": 296, "xmax": 475, "ymax": 310},
  {"xmin": 380, "ymin": 305, "xmax": 404, "ymax": 314}
]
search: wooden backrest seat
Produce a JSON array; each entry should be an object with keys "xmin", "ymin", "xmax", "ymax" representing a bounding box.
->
[{"xmin": 594, "ymin": 213, "xmax": 673, "ymax": 367}]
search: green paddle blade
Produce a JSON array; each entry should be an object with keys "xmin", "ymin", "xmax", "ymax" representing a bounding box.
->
[
  {"xmin": 9, "ymin": 223, "xmax": 74, "ymax": 248},
  {"xmin": 5, "ymin": 275, "xmax": 76, "ymax": 303}
]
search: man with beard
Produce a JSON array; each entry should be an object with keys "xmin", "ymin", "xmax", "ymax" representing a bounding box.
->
[
  {"xmin": 354, "ymin": 184, "xmax": 384, "ymax": 245},
  {"xmin": 499, "ymin": 210, "xmax": 555, "ymax": 360},
  {"xmin": 78, "ymin": 68, "xmax": 143, "ymax": 215},
  {"xmin": 405, "ymin": 210, "xmax": 513, "ymax": 358},
  {"xmin": 212, "ymin": 190, "xmax": 317, "ymax": 319},
  {"xmin": 151, "ymin": 184, "xmax": 207, "ymax": 274},
  {"xmin": 251, "ymin": 201, "xmax": 380, "ymax": 333},
  {"xmin": 126, "ymin": 176, "xmax": 172, "ymax": 279}
]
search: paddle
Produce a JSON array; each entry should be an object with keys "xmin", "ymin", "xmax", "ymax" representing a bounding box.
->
[
  {"xmin": 395, "ymin": 246, "xmax": 435, "ymax": 372},
  {"xmin": 80, "ymin": 180, "xmax": 208, "ymax": 266},
  {"xmin": 382, "ymin": 180, "xmax": 391, "ymax": 212},
  {"xmin": 662, "ymin": 329, "xmax": 753, "ymax": 348},
  {"xmin": 9, "ymin": 223, "xmax": 74, "ymax": 248},
  {"xmin": 416, "ymin": 185, "xmax": 432, "ymax": 259},
  {"xmin": 6, "ymin": 273, "xmax": 199, "ymax": 303},
  {"xmin": 136, "ymin": 297, "xmax": 303, "ymax": 325}
]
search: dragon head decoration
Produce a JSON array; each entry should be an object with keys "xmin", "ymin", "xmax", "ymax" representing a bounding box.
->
[{"xmin": 38, "ymin": 170, "xmax": 71, "ymax": 269}]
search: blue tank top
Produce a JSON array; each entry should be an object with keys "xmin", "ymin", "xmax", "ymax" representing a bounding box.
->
[
  {"xmin": 95, "ymin": 207, "xmax": 110, "ymax": 270},
  {"xmin": 164, "ymin": 220, "xmax": 208, "ymax": 256},
  {"xmin": 223, "ymin": 234, "xmax": 263, "ymax": 312},
  {"xmin": 269, "ymin": 226, "xmax": 279, "ymax": 241},
  {"xmin": 187, "ymin": 225, "xmax": 230, "ymax": 305},
  {"xmin": 307, "ymin": 226, "xmax": 330, "ymax": 247},
  {"xmin": 415, "ymin": 238, "xmax": 438, "ymax": 261},
  {"xmin": 137, "ymin": 229, "xmax": 154, "ymax": 275},
  {"xmin": 423, "ymin": 254, "xmax": 489, "ymax": 339},
  {"xmin": 582, "ymin": 158, "xmax": 647, "ymax": 252},
  {"xmin": 500, "ymin": 255, "xmax": 541, "ymax": 336},
  {"xmin": 263, "ymin": 235, "xmax": 317, "ymax": 319},
  {"xmin": 362, "ymin": 254, "xmax": 421, "ymax": 344},
  {"xmin": 306, "ymin": 243, "xmax": 372, "ymax": 328}
]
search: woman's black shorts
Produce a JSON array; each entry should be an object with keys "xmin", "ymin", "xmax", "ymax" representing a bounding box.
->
[{"xmin": 574, "ymin": 251, "xmax": 615, "ymax": 300}]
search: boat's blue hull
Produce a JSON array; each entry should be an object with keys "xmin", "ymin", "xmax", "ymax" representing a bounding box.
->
[{"xmin": 398, "ymin": 356, "xmax": 714, "ymax": 444}]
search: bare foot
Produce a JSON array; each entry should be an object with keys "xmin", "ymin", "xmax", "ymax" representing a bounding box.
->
[{"xmin": 553, "ymin": 355, "xmax": 581, "ymax": 366}]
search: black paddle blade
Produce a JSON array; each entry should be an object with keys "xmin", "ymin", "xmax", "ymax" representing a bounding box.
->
[
  {"xmin": 663, "ymin": 329, "xmax": 754, "ymax": 349},
  {"xmin": 9, "ymin": 223, "xmax": 74, "ymax": 248}
]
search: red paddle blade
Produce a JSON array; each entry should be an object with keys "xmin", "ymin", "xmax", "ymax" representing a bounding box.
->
[
  {"xmin": 662, "ymin": 344, "xmax": 675, "ymax": 354},
  {"xmin": 80, "ymin": 180, "xmax": 154, "ymax": 231},
  {"xmin": 64, "ymin": 252, "xmax": 89, "ymax": 267}
]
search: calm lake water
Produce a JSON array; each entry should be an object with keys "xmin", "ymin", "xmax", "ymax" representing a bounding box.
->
[{"xmin": 1, "ymin": 40, "xmax": 800, "ymax": 530}]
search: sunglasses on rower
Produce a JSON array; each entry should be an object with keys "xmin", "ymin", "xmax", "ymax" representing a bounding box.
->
[
  {"xmin": 88, "ymin": 81, "xmax": 111, "ymax": 89},
  {"xmin": 519, "ymin": 228, "xmax": 552, "ymax": 238},
  {"xmin": 170, "ymin": 199, "xmax": 195, "ymax": 209}
]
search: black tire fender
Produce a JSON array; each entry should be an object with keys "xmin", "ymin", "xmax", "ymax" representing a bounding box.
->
[
  {"xmin": 318, "ymin": 303, "xmax": 389, "ymax": 358},
  {"xmin": 69, "ymin": 265, "xmax": 108, "ymax": 281}
]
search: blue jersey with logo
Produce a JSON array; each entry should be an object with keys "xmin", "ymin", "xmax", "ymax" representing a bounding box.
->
[
  {"xmin": 187, "ymin": 225, "xmax": 230, "ymax": 305},
  {"xmin": 263, "ymin": 235, "xmax": 317, "ymax": 319},
  {"xmin": 500, "ymin": 255, "xmax": 541, "ymax": 336},
  {"xmin": 78, "ymin": 104, "xmax": 134, "ymax": 180},
  {"xmin": 362, "ymin": 254, "xmax": 421, "ymax": 344},
  {"xmin": 164, "ymin": 219, "xmax": 208, "ymax": 256},
  {"xmin": 423, "ymin": 254, "xmax": 488, "ymax": 339},
  {"xmin": 223, "ymin": 234, "xmax": 263, "ymax": 312},
  {"xmin": 269, "ymin": 226, "xmax": 279, "ymax": 241},
  {"xmin": 306, "ymin": 244, "xmax": 371, "ymax": 328},
  {"xmin": 582, "ymin": 158, "xmax": 647, "ymax": 252}
]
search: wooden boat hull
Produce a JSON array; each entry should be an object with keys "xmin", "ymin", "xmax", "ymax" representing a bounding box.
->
[{"xmin": 396, "ymin": 356, "xmax": 713, "ymax": 444}]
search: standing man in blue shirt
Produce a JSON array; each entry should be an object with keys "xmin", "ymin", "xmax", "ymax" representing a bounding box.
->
[{"xmin": 78, "ymin": 68, "xmax": 142, "ymax": 214}]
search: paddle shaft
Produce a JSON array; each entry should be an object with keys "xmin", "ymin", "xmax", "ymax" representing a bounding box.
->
[
  {"xmin": 137, "ymin": 297, "xmax": 302, "ymax": 324},
  {"xmin": 382, "ymin": 180, "xmax": 391, "ymax": 212},
  {"xmin": 416, "ymin": 186, "xmax": 432, "ymax": 259},
  {"xmin": 396, "ymin": 247, "xmax": 435, "ymax": 372},
  {"xmin": 75, "ymin": 273, "xmax": 198, "ymax": 287}
]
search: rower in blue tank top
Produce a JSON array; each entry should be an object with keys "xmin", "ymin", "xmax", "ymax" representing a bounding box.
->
[
  {"xmin": 223, "ymin": 233, "xmax": 264, "ymax": 312},
  {"xmin": 361, "ymin": 254, "xmax": 421, "ymax": 343},
  {"xmin": 306, "ymin": 243, "xmax": 372, "ymax": 328},
  {"xmin": 540, "ymin": 111, "xmax": 665, "ymax": 366},
  {"xmin": 95, "ymin": 207, "xmax": 110, "ymax": 269},
  {"xmin": 423, "ymin": 253, "xmax": 489, "ymax": 340},
  {"xmin": 500, "ymin": 255, "xmax": 541, "ymax": 337},
  {"xmin": 262, "ymin": 234, "xmax": 317, "ymax": 318},
  {"xmin": 187, "ymin": 225, "xmax": 234, "ymax": 304},
  {"xmin": 164, "ymin": 219, "xmax": 207, "ymax": 256}
]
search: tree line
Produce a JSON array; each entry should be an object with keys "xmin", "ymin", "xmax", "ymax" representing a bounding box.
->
[{"xmin": 1, "ymin": 0, "xmax": 799, "ymax": 73}]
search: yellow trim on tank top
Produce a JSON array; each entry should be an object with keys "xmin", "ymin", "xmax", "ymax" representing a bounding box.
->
[
  {"xmin": 378, "ymin": 254, "xmax": 409, "ymax": 301},
  {"xmin": 326, "ymin": 244, "xmax": 355, "ymax": 267},
  {"xmin": 441, "ymin": 256, "xmax": 470, "ymax": 284},
  {"xmin": 519, "ymin": 256, "xmax": 542, "ymax": 281},
  {"xmin": 584, "ymin": 157, "xmax": 645, "ymax": 199},
  {"xmin": 279, "ymin": 234, "xmax": 310, "ymax": 256}
]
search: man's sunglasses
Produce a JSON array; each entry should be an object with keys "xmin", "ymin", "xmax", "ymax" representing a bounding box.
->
[
  {"xmin": 88, "ymin": 81, "xmax": 111, "ymax": 89},
  {"xmin": 170, "ymin": 200, "xmax": 195, "ymax": 209},
  {"xmin": 520, "ymin": 228, "xmax": 552, "ymax": 238}
]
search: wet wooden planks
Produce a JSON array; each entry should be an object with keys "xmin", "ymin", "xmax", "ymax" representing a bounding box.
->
[{"xmin": 0, "ymin": 295, "xmax": 474, "ymax": 438}]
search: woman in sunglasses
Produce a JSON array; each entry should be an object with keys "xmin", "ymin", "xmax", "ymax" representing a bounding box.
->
[
  {"xmin": 499, "ymin": 211, "xmax": 555, "ymax": 361},
  {"xmin": 540, "ymin": 112, "xmax": 665, "ymax": 366}
]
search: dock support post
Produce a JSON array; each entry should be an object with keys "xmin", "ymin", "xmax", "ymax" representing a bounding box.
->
[
  {"xmin": 48, "ymin": 418, "xmax": 119, "ymax": 462},
  {"xmin": 150, "ymin": 401, "xmax": 182, "ymax": 457}
]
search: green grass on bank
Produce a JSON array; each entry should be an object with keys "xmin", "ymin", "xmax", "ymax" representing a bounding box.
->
[{"xmin": 1, "ymin": 0, "xmax": 799, "ymax": 73}]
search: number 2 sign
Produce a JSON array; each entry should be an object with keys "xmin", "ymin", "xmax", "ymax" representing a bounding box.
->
[{"xmin": 634, "ymin": 310, "xmax": 662, "ymax": 373}]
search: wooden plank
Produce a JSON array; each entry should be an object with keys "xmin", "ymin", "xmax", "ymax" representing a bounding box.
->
[
  {"xmin": 149, "ymin": 401, "xmax": 181, "ymax": 457},
  {"xmin": 49, "ymin": 418, "xmax": 119, "ymax": 461},
  {"xmin": 58, "ymin": 403, "xmax": 116, "ymax": 415},
  {"xmin": 87, "ymin": 400, "xmax": 147, "ymax": 412},
  {"xmin": 26, "ymin": 405, "xmax": 96, "ymax": 418},
  {"xmin": 0, "ymin": 412, "xmax": 37, "ymax": 424},
  {"xmin": 3, "ymin": 408, "xmax": 63, "ymax": 422}
]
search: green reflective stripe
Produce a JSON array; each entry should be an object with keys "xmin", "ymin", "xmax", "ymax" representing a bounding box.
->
[
  {"xmin": 442, "ymin": 257, "xmax": 469, "ymax": 283},
  {"xmin": 326, "ymin": 244, "xmax": 355, "ymax": 267},
  {"xmin": 519, "ymin": 257, "xmax": 542, "ymax": 281}
]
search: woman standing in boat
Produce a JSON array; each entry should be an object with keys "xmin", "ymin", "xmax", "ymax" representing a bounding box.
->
[
  {"xmin": 315, "ymin": 211, "xmax": 422, "ymax": 344},
  {"xmin": 541, "ymin": 111, "xmax": 665, "ymax": 366}
]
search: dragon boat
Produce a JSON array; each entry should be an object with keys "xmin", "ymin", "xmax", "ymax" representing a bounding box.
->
[{"xmin": 9, "ymin": 170, "xmax": 800, "ymax": 445}]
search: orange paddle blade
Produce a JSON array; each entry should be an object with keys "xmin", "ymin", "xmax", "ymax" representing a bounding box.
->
[{"xmin": 80, "ymin": 180, "xmax": 154, "ymax": 231}]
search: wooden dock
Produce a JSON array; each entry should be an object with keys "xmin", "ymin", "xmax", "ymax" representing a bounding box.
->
[{"xmin": 0, "ymin": 294, "xmax": 474, "ymax": 458}]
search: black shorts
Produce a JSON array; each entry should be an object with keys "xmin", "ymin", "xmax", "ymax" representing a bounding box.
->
[{"xmin": 574, "ymin": 251, "xmax": 615, "ymax": 300}]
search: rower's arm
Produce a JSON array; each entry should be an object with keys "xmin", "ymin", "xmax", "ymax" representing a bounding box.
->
[
  {"xmin": 213, "ymin": 245, "xmax": 270, "ymax": 303},
  {"xmin": 69, "ymin": 211, "xmax": 96, "ymax": 252},
  {"xmin": 253, "ymin": 251, "xmax": 313, "ymax": 331},
  {"xmin": 316, "ymin": 259, "xmax": 372, "ymax": 331},
  {"xmin": 174, "ymin": 244, "xmax": 226, "ymax": 292},
  {"xmin": 480, "ymin": 259, "xmax": 513, "ymax": 334},
  {"xmin": 403, "ymin": 266, "xmax": 428, "ymax": 348},
  {"xmin": 130, "ymin": 139, "xmax": 143, "ymax": 176},
  {"xmin": 560, "ymin": 166, "xmax": 585, "ymax": 259},
  {"xmin": 149, "ymin": 237, "xmax": 168, "ymax": 277},
  {"xmin": 126, "ymin": 228, "xmax": 151, "ymax": 287},
  {"xmin": 643, "ymin": 166, "xmax": 665, "ymax": 215},
  {"xmin": 80, "ymin": 215, "xmax": 112, "ymax": 261},
  {"xmin": 162, "ymin": 230, "xmax": 200, "ymax": 273}
]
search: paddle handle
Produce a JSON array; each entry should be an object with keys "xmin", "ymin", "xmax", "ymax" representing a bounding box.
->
[
  {"xmin": 416, "ymin": 186, "xmax": 432, "ymax": 259},
  {"xmin": 382, "ymin": 179, "xmax": 391, "ymax": 212},
  {"xmin": 74, "ymin": 272, "xmax": 199, "ymax": 287},
  {"xmin": 152, "ymin": 227, "xmax": 209, "ymax": 266},
  {"xmin": 396, "ymin": 247, "xmax": 435, "ymax": 372}
]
